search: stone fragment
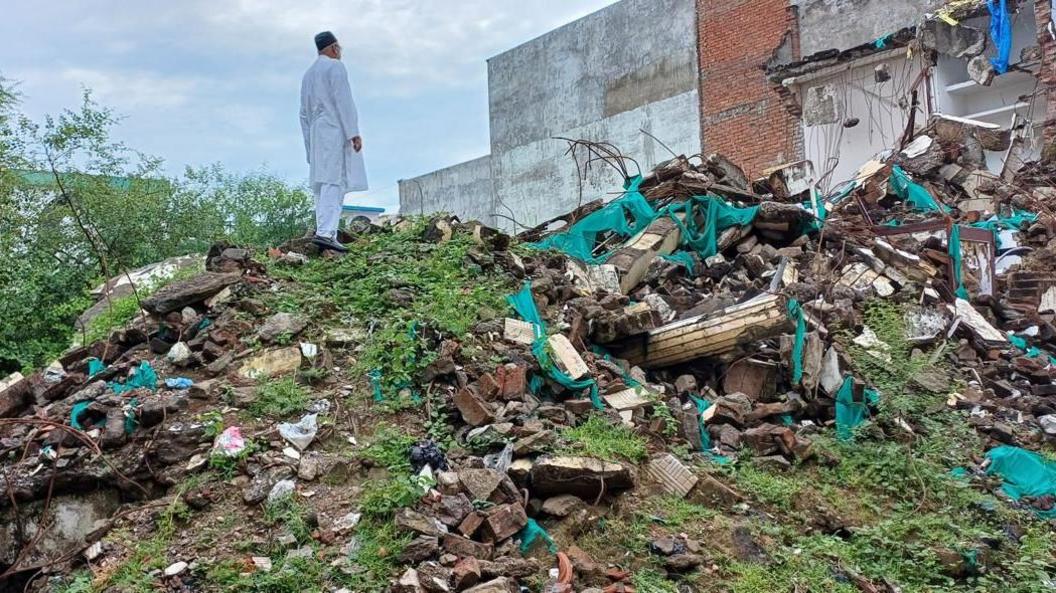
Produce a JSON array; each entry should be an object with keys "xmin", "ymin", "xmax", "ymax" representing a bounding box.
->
[
  {"xmin": 480, "ymin": 503, "xmax": 527, "ymax": 542},
  {"xmin": 142, "ymin": 272, "xmax": 240, "ymax": 315},
  {"xmin": 645, "ymin": 454, "xmax": 698, "ymax": 498},
  {"xmin": 458, "ymin": 468, "xmax": 505, "ymax": 501},
  {"xmin": 547, "ymin": 334, "xmax": 589, "ymax": 379},
  {"xmin": 674, "ymin": 374, "xmax": 698, "ymax": 395},
  {"xmin": 452, "ymin": 556, "xmax": 482, "ymax": 590},
  {"xmin": 258, "ymin": 312, "xmax": 307, "ymax": 343},
  {"xmin": 239, "ymin": 347, "xmax": 302, "ymax": 379},
  {"xmin": 442, "ymin": 534, "xmax": 494, "ymax": 560},
  {"xmin": 530, "ymin": 456, "xmax": 634, "ymax": 498},
  {"xmin": 164, "ymin": 561, "xmax": 188, "ymax": 576},
  {"xmin": 967, "ymin": 54, "xmax": 995, "ymax": 86},
  {"xmin": 463, "ymin": 577, "xmax": 518, "ymax": 593},
  {"xmin": 503, "ymin": 318, "xmax": 535, "ymax": 345},
  {"xmin": 399, "ymin": 536, "xmax": 440, "ymax": 563},
  {"xmin": 453, "ymin": 387, "xmax": 494, "ymax": 427},
  {"xmin": 396, "ymin": 508, "xmax": 448, "ymax": 537},
  {"xmin": 393, "ymin": 568, "xmax": 425, "ymax": 593},
  {"xmin": 417, "ymin": 561, "xmax": 453, "ymax": 593},
  {"xmin": 541, "ymin": 494, "xmax": 586, "ymax": 517}
]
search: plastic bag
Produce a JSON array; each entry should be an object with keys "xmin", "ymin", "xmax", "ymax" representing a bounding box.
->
[
  {"xmin": 483, "ymin": 443, "xmax": 514, "ymax": 474},
  {"xmin": 278, "ymin": 413, "xmax": 319, "ymax": 451},
  {"xmin": 213, "ymin": 426, "xmax": 247, "ymax": 457},
  {"xmin": 519, "ymin": 518, "xmax": 558, "ymax": 554},
  {"xmin": 165, "ymin": 377, "xmax": 194, "ymax": 389}
]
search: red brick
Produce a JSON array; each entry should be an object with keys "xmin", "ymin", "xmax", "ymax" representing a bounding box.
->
[{"xmin": 697, "ymin": 0, "xmax": 803, "ymax": 177}]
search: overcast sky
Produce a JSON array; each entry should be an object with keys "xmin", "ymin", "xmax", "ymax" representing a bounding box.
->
[{"xmin": 1, "ymin": 1, "xmax": 616, "ymax": 211}]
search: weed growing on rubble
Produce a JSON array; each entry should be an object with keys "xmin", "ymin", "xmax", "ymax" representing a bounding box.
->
[
  {"xmin": 632, "ymin": 568, "xmax": 680, "ymax": 593},
  {"xmin": 264, "ymin": 494, "xmax": 314, "ymax": 544},
  {"xmin": 560, "ymin": 414, "xmax": 648, "ymax": 463},
  {"xmin": 267, "ymin": 222, "xmax": 513, "ymax": 399},
  {"xmin": 361, "ymin": 424, "xmax": 416, "ymax": 472},
  {"xmin": 250, "ymin": 377, "xmax": 310, "ymax": 418},
  {"xmin": 640, "ymin": 495, "xmax": 716, "ymax": 527}
]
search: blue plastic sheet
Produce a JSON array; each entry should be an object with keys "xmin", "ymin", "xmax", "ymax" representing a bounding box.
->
[
  {"xmin": 987, "ymin": 0, "xmax": 1012, "ymax": 74},
  {"xmin": 87, "ymin": 358, "xmax": 105, "ymax": 378},
  {"xmin": 165, "ymin": 377, "xmax": 194, "ymax": 389}
]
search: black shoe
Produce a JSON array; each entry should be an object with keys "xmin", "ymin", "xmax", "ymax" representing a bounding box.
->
[{"xmin": 312, "ymin": 236, "xmax": 349, "ymax": 253}]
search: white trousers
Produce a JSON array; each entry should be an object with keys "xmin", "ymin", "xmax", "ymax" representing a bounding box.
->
[{"xmin": 313, "ymin": 183, "xmax": 345, "ymax": 239}]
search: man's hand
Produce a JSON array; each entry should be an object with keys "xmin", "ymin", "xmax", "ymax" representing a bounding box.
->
[{"xmin": 351, "ymin": 136, "xmax": 363, "ymax": 153}]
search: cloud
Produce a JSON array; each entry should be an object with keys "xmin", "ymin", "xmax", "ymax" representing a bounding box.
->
[{"xmin": 2, "ymin": 0, "xmax": 617, "ymax": 213}]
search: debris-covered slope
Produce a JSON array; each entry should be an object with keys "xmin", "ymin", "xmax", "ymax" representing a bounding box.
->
[{"xmin": 3, "ymin": 139, "xmax": 1056, "ymax": 593}]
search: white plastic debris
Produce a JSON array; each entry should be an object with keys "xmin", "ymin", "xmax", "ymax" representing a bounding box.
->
[
  {"xmin": 278, "ymin": 413, "xmax": 319, "ymax": 451},
  {"xmin": 300, "ymin": 342, "xmax": 319, "ymax": 359},
  {"xmin": 212, "ymin": 426, "xmax": 246, "ymax": 457},
  {"xmin": 283, "ymin": 447, "xmax": 302, "ymax": 460}
]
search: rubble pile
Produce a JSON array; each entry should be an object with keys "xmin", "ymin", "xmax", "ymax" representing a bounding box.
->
[{"xmin": 2, "ymin": 123, "xmax": 1056, "ymax": 591}]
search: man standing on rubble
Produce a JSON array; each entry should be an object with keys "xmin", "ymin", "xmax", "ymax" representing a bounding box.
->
[{"xmin": 300, "ymin": 30, "xmax": 368, "ymax": 253}]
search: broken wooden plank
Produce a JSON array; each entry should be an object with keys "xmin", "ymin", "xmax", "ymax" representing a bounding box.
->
[
  {"xmin": 614, "ymin": 294, "xmax": 789, "ymax": 368},
  {"xmin": 548, "ymin": 334, "xmax": 590, "ymax": 379}
]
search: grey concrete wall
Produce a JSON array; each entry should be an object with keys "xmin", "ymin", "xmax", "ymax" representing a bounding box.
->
[
  {"xmin": 487, "ymin": 0, "xmax": 701, "ymax": 230},
  {"xmin": 398, "ymin": 155, "xmax": 495, "ymax": 225},
  {"xmin": 792, "ymin": 0, "xmax": 945, "ymax": 56},
  {"xmin": 397, "ymin": 0, "xmax": 701, "ymax": 232}
]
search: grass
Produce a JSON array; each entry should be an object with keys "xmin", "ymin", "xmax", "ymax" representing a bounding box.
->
[
  {"xmin": 639, "ymin": 495, "xmax": 716, "ymax": 527},
  {"xmin": 264, "ymin": 494, "xmax": 314, "ymax": 544},
  {"xmin": 360, "ymin": 424, "xmax": 416, "ymax": 473},
  {"xmin": 632, "ymin": 568, "xmax": 680, "ymax": 593},
  {"xmin": 560, "ymin": 414, "xmax": 649, "ymax": 463},
  {"xmin": 266, "ymin": 221, "xmax": 513, "ymax": 398},
  {"xmin": 249, "ymin": 378, "xmax": 310, "ymax": 418}
]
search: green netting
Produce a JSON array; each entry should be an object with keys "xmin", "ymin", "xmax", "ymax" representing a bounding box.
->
[
  {"xmin": 591, "ymin": 346, "xmax": 643, "ymax": 388},
  {"xmin": 660, "ymin": 251, "xmax": 697, "ymax": 275},
  {"xmin": 786, "ymin": 299, "xmax": 807, "ymax": 385},
  {"xmin": 985, "ymin": 446, "xmax": 1056, "ymax": 518},
  {"xmin": 87, "ymin": 358, "xmax": 105, "ymax": 378},
  {"xmin": 368, "ymin": 369, "xmax": 384, "ymax": 402},
  {"xmin": 1007, "ymin": 333, "xmax": 1056, "ymax": 366},
  {"xmin": 70, "ymin": 401, "xmax": 92, "ymax": 430},
  {"xmin": 109, "ymin": 361, "xmax": 157, "ymax": 395},
  {"xmin": 835, "ymin": 376, "xmax": 879, "ymax": 440},
  {"xmin": 124, "ymin": 397, "xmax": 140, "ymax": 434},
  {"xmin": 508, "ymin": 281, "xmax": 602, "ymax": 409},
  {"xmin": 529, "ymin": 176, "xmax": 761, "ymax": 266},
  {"xmin": 529, "ymin": 176, "xmax": 656, "ymax": 263},
  {"xmin": 947, "ymin": 225, "xmax": 970, "ymax": 300},
  {"xmin": 971, "ymin": 209, "xmax": 1040, "ymax": 249},
  {"xmin": 518, "ymin": 518, "xmax": 558, "ymax": 554},
  {"xmin": 690, "ymin": 395, "xmax": 712, "ymax": 450},
  {"xmin": 528, "ymin": 374, "xmax": 544, "ymax": 395},
  {"xmin": 665, "ymin": 196, "xmax": 759, "ymax": 260},
  {"xmin": 890, "ymin": 165, "xmax": 949, "ymax": 213}
]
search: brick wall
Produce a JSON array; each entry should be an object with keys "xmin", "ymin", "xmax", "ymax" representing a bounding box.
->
[
  {"xmin": 697, "ymin": 0, "xmax": 802, "ymax": 178},
  {"xmin": 1034, "ymin": 0, "xmax": 1056, "ymax": 151}
]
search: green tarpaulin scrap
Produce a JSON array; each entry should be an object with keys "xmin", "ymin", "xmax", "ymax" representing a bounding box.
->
[
  {"xmin": 948, "ymin": 225, "xmax": 970, "ymax": 300},
  {"xmin": 87, "ymin": 358, "xmax": 105, "ymax": 378},
  {"xmin": 786, "ymin": 299, "xmax": 807, "ymax": 385},
  {"xmin": 890, "ymin": 166, "xmax": 949, "ymax": 213},
  {"xmin": 835, "ymin": 376, "xmax": 880, "ymax": 440},
  {"xmin": 518, "ymin": 518, "xmax": 558, "ymax": 554},
  {"xmin": 1007, "ymin": 333, "xmax": 1056, "ymax": 367},
  {"xmin": 529, "ymin": 175, "xmax": 656, "ymax": 264},
  {"xmin": 507, "ymin": 281, "xmax": 602, "ymax": 409},
  {"xmin": 985, "ymin": 446, "xmax": 1056, "ymax": 518},
  {"xmin": 70, "ymin": 401, "xmax": 92, "ymax": 430},
  {"xmin": 528, "ymin": 175, "xmax": 762, "ymax": 266},
  {"xmin": 109, "ymin": 361, "xmax": 157, "ymax": 395}
]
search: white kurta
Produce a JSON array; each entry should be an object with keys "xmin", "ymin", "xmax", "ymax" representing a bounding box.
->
[{"xmin": 300, "ymin": 55, "xmax": 368, "ymax": 192}]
